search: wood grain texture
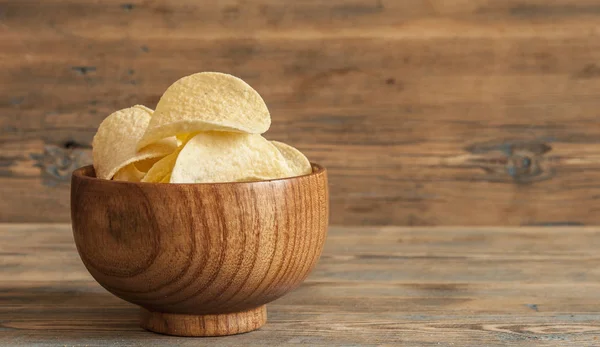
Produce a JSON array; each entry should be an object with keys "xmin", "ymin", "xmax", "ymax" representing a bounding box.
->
[
  {"xmin": 70, "ymin": 165, "xmax": 328, "ymax": 336},
  {"xmin": 2, "ymin": 224, "xmax": 600, "ymax": 346},
  {"xmin": 3, "ymin": 1, "xmax": 600, "ymax": 225},
  {"xmin": 140, "ymin": 306, "xmax": 267, "ymax": 337}
]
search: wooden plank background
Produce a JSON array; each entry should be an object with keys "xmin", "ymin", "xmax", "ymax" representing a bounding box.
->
[{"xmin": 2, "ymin": 0, "xmax": 600, "ymax": 225}]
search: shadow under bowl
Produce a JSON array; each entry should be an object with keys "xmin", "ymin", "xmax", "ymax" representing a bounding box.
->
[{"xmin": 70, "ymin": 164, "xmax": 329, "ymax": 336}]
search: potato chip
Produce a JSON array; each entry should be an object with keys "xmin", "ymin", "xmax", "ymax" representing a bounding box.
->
[
  {"xmin": 141, "ymin": 134, "xmax": 195, "ymax": 183},
  {"xmin": 171, "ymin": 132, "xmax": 293, "ymax": 184},
  {"xmin": 141, "ymin": 149, "xmax": 180, "ymax": 183},
  {"xmin": 92, "ymin": 105, "xmax": 177, "ymax": 180},
  {"xmin": 137, "ymin": 72, "xmax": 270, "ymax": 150},
  {"xmin": 134, "ymin": 157, "xmax": 162, "ymax": 172},
  {"xmin": 133, "ymin": 104, "xmax": 154, "ymax": 114},
  {"xmin": 176, "ymin": 133, "xmax": 198, "ymax": 146},
  {"xmin": 113, "ymin": 164, "xmax": 145, "ymax": 182},
  {"xmin": 271, "ymin": 141, "xmax": 312, "ymax": 176}
]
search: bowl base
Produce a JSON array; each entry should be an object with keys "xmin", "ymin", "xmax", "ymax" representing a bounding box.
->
[{"xmin": 140, "ymin": 305, "xmax": 267, "ymax": 337}]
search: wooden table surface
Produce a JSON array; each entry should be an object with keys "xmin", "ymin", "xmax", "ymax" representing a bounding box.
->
[{"xmin": 2, "ymin": 224, "xmax": 599, "ymax": 346}]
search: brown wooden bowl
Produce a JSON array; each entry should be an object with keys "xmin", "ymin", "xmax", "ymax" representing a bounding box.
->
[{"xmin": 70, "ymin": 164, "xmax": 328, "ymax": 337}]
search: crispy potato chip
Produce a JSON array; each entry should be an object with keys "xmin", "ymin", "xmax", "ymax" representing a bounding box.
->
[
  {"xmin": 134, "ymin": 157, "xmax": 162, "ymax": 172},
  {"xmin": 171, "ymin": 132, "xmax": 293, "ymax": 184},
  {"xmin": 235, "ymin": 141, "xmax": 312, "ymax": 181},
  {"xmin": 137, "ymin": 72, "xmax": 270, "ymax": 150},
  {"xmin": 141, "ymin": 134, "xmax": 195, "ymax": 183},
  {"xmin": 92, "ymin": 105, "xmax": 177, "ymax": 180},
  {"xmin": 271, "ymin": 141, "xmax": 312, "ymax": 176},
  {"xmin": 133, "ymin": 105, "xmax": 154, "ymax": 114},
  {"xmin": 176, "ymin": 132, "xmax": 198, "ymax": 146},
  {"xmin": 113, "ymin": 164, "xmax": 145, "ymax": 182},
  {"xmin": 141, "ymin": 150, "xmax": 180, "ymax": 183}
]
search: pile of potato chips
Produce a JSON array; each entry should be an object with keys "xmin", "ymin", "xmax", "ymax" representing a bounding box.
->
[{"xmin": 92, "ymin": 72, "xmax": 311, "ymax": 183}]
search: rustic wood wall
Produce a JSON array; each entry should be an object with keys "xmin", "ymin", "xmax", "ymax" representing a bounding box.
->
[{"xmin": 2, "ymin": 0, "xmax": 600, "ymax": 225}]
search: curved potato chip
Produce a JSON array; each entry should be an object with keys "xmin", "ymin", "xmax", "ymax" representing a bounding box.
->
[
  {"xmin": 133, "ymin": 105, "xmax": 154, "ymax": 114},
  {"xmin": 113, "ymin": 164, "xmax": 145, "ymax": 182},
  {"xmin": 171, "ymin": 132, "xmax": 293, "ymax": 184},
  {"xmin": 137, "ymin": 72, "xmax": 270, "ymax": 150},
  {"xmin": 92, "ymin": 105, "xmax": 177, "ymax": 180},
  {"xmin": 141, "ymin": 150, "xmax": 180, "ymax": 183},
  {"xmin": 134, "ymin": 157, "xmax": 162, "ymax": 172},
  {"xmin": 176, "ymin": 132, "xmax": 198, "ymax": 146},
  {"xmin": 142, "ymin": 134, "xmax": 195, "ymax": 183},
  {"xmin": 271, "ymin": 141, "xmax": 312, "ymax": 176}
]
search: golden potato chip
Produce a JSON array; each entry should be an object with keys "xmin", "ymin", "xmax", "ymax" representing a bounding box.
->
[
  {"xmin": 92, "ymin": 105, "xmax": 177, "ymax": 180},
  {"xmin": 176, "ymin": 132, "xmax": 198, "ymax": 146},
  {"xmin": 141, "ymin": 133, "xmax": 195, "ymax": 183},
  {"xmin": 137, "ymin": 72, "xmax": 270, "ymax": 150},
  {"xmin": 271, "ymin": 141, "xmax": 312, "ymax": 176},
  {"xmin": 133, "ymin": 104, "xmax": 154, "ymax": 114},
  {"xmin": 134, "ymin": 157, "xmax": 161, "ymax": 172},
  {"xmin": 141, "ymin": 150, "xmax": 180, "ymax": 183},
  {"xmin": 113, "ymin": 164, "xmax": 145, "ymax": 182},
  {"xmin": 170, "ymin": 132, "xmax": 293, "ymax": 184}
]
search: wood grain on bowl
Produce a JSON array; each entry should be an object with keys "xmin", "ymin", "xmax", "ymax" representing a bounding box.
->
[
  {"xmin": 70, "ymin": 165, "xmax": 328, "ymax": 336},
  {"xmin": 4, "ymin": 0, "xmax": 600, "ymax": 226}
]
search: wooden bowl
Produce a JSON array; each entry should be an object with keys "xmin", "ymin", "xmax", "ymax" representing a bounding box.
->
[{"xmin": 70, "ymin": 164, "xmax": 328, "ymax": 337}]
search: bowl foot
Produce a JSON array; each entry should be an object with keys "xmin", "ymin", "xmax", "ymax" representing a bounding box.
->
[{"xmin": 140, "ymin": 305, "xmax": 267, "ymax": 337}]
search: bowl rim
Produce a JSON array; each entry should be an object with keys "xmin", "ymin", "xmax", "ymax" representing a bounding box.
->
[{"xmin": 72, "ymin": 163, "xmax": 326, "ymax": 186}]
